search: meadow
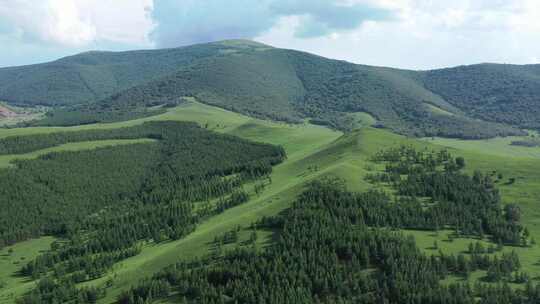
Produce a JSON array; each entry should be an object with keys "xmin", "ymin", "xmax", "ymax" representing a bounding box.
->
[
  {"xmin": 1, "ymin": 99, "xmax": 539, "ymax": 303},
  {"xmin": 0, "ymin": 138, "xmax": 155, "ymax": 168},
  {"xmin": 0, "ymin": 237, "xmax": 55, "ymax": 303}
]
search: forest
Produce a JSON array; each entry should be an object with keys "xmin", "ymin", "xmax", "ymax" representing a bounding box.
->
[
  {"xmin": 366, "ymin": 146, "xmax": 525, "ymax": 245},
  {"xmin": 0, "ymin": 121, "xmax": 285, "ymax": 303},
  {"xmin": 2, "ymin": 40, "xmax": 530, "ymax": 139},
  {"xmin": 423, "ymin": 64, "xmax": 540, "ymax": 130},
  {"xmin": 112, "ymin": 147, "xmax": 537, "ymax": 304}
]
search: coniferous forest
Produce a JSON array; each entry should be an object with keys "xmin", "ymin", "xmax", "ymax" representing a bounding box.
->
[
  {"xmin": 116, "ymin": 147, "xmax": 538, "ymax": 304},
  {"xmin": 0, "ymin": 121, "xmax": 285, "ymax": 303}
]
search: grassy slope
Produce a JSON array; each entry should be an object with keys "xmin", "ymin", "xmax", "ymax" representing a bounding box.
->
[
  {"xmin": 2, "ymin": 100, "xmax": 540, "ymax": 303},
  {"xmin": 0, "ymin": 138, "xmax": 155, "ymax": 168},
  {"xmin": 86, "ymin": 102, "xmax": 345, "ymax": 303},
  {"xmin": 0, "ymin": 237, "xmax": 56, "ymax": 303},
  {"xmin": 0, "ymin": 98, "xmax": 250, "ymax": 139},
  {"xmin": 0, "ymin": 100, "xmax": 341, "ymax": 303},
  {"xmin": 423, "ymin": 136, "xmax": 540, "ymax": 158}
]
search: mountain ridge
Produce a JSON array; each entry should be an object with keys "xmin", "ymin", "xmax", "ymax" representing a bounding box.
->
[{"xmin": 0, "ymin": 40, "xmax": 537, "ymax": 139}]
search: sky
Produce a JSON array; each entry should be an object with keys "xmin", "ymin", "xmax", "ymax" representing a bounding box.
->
[{"xmin": 0, "ymin": 0, "xmax": 539, "ymax": 70}]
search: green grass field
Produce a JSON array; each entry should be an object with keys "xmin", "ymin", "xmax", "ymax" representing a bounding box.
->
[
  {"xmin": 0, "ymin": 138, "xmax": 155, "ymax": 168},
  {"xmin": 0, "ymin": 237, "xmax": 56, "ymax": 303},
  {"xmin": 2, "ymin": 99, "xmax": 540, "ymax": 303},
  {"xmin": 0, "ymin": 98, "xmax": 248, "ymax": 139},
  {"xmin": 423, "ymin": 136, "xmax": 540, "ymax": 158}
]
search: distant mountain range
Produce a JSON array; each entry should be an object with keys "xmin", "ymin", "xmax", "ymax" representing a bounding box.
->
[{"xmin": 1, "ymin": 39, "xmax": 539, "ymax": 139}]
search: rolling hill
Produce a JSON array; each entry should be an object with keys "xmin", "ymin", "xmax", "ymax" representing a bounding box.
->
[
  {"xmin": 0, "ymin": 40, "xmax": 537, "ymax": 139},
  {"xmin": 2, "ymin": 39, "xmax": 540, "ymax": 304},
  {"xmin": 2, "ymin": 100, "xmax": 540, "ymax": 303}
]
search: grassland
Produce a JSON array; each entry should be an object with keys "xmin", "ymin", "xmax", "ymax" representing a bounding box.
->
[
  {"xmin": 0, "ymin": 99, "xmax": 341, "ymax": 302},
  {"xmin": 0, "ymin": 138, "xmax": 155, "ymax": 168},
  {"xmin": 0, "ymin": 98, "xmax": 248, "ymax": 139},
  {"xmin": 423, "ymin": 135, "xmax": 540, "ymax": 158},
  {"xmin": 0, "ymin": 237, "xmax": 56, "ymax": 303},
  {"xmin": 1, "ymin": 99, "xmax": 540, "ymax": 303}
]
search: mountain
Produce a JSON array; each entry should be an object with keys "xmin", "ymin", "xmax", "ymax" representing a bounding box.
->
[
  {"xmin": 0, "ymin": 39, "xmax": 536, "ymax": 139},
  {"xmin": 421, "ymin": 63, "xmax": 540, "ymax": 130},
  {"xmin": 0, "ymin": 41, "xmax": 237, "ymax": 106}
]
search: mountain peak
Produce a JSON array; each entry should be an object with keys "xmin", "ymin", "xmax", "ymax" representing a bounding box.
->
[{"xmin": 214, "ymin": 39, "xmax": 273, "ymax": 48}]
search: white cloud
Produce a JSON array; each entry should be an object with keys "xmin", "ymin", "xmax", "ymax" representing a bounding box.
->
[
  {"xmin": 0, "ymin": 0, "xmax": 154, "ymax": 47},
  {"xmin": 0, "ymin": 0, "xmax": 539, "ymax": 69},
  {"xmin": 46, "ymin": 0, "xmax": 96, "ymax": 46},
  {"xmin": 75, "ymin": 0, "xmax": 155, "ymax": 46},
  {"xmin": 256, "ymin": 0, "xmax": 540, "ymax": 69}
]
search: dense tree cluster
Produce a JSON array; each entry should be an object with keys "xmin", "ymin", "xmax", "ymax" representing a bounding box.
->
[
  {"xmin": 289, "ymin": 52, "xmax": 523, "ymax": 138},
  {"xmin": 0, "ymin": 121, "xmax": 284, "ymax": 248},
  {"xmin": 423, "ymin": 63, "xmax": 540, "ymax": 131},
  {"xmin": 366, "ymin": 146, "xmax": 526, "ymax": 245},
  {"xmin": 0, "ymin": 121, "xmax": 285, "ymax": 303},
  {"xmin": 119, "ymin": 177, "xmax": 538, "ymax": 304}
]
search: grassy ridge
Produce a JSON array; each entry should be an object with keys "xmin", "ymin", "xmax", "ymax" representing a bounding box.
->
[
  {"xmin": 1, "ymin": 101, "xmax": 540, "ymax": 303},
  {"xmin": 0, "ymin": 100, "xmax": 340, "ymax": 303},
  {"xmin": 0, "ymin": 99, "xmax": 248, "ymax": 139},
  {"xmin": 90, "ymin": 107, "xmax": 540, "ymax": 303}
]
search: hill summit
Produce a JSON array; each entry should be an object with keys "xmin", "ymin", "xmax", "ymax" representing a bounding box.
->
[{"xmin": 1, "ymin": 40, "xmax": 538, "ymax": 139}]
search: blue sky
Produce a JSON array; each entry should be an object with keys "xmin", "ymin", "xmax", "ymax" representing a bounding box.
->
[{"xmin": 0, "ymin": 0, "xmax": 539, "ymax": 69}]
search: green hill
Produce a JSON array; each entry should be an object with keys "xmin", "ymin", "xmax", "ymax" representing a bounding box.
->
[
  {"xmin": 2, "ymin": 101, "xmax": 540, "ymax": 303},
  {"xmin": 0, "ymin": 40, "xmax": 536, "ymax": 139},
  {"xmin": 422, "ymin": 63, "xmax": 540, "ymax": 130},
  {"xmin": 0, "ymin": 42, "xmax": 243, "ymax": 106}
]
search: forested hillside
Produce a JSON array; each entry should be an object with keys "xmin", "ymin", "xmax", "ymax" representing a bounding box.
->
[
  {"xmin": 2, "ymin": 99, "xmax": 540, "ymax": 303},
  {"xmin": 118, "ymin": 148, "xmax": 537, "ymax": 304},
  {"xmin": 0, "ymin": 42, "xmax": 240, "ymax": 106},
  {"xmin": 1, "ymin": 40, "xmax": 536, "ymax": 139},
  {"xmin": 0, "ymin": 121, "xmax": 285, "ymax": 303},
  {"xmin": 422, "ymin": 63, "xmax": 540, "ymax": 130}
]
